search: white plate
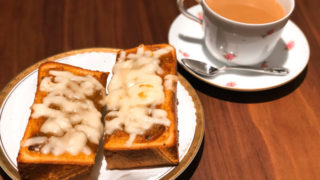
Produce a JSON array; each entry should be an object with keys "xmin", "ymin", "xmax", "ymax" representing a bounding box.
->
[
  {"xmin": 0, "ymin": 49, "xmax": 204, "ymax": 179},
  {"xmin": 168, "ymin": 5, "xmax": 310, "ymax": 91}
]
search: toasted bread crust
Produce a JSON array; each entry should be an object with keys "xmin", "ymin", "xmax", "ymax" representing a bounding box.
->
[
  {"xmin": 17, "ymin": 62, "xmax": 109, "ymax": 179},
  {"xmin": 103, "ymin": 44, "xmax": 179, "ymax": 169},
  {"xmin": 18, "ymin": 163, "xmax": 92, "ymax": 180}
]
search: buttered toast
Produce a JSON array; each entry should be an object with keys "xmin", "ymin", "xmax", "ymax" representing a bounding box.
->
[
  {"xmin": 17, "ymin": 62, "xmax": 109, "ymax": 180},
  {"xmin": 103, "ymin": 44, "xmax": 179, "ymax": 169}
]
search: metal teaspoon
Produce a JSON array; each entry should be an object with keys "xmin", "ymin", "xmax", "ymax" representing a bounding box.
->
[{"xmin": 181, "ymin": 58, "xmax": 289, "ymax": 77}]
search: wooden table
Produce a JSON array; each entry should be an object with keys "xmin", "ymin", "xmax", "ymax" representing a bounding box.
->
[{"xmin": 0, "ymin": 0, "xmax": 319, "ymax": 179}]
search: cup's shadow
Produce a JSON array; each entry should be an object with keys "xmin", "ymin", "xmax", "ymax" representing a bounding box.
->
[
  {"xmin": 178, "ymin": 33, "xmax": 306, "ymax": 102},
  {"xmin": 178, "ymin": 34, "xmax": 203, "ymax": 44},
  {"xmin": 263, "ymin": 39, "xmax": 289, "ymax": 67}
]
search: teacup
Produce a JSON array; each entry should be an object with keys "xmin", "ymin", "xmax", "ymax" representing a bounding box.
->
[{"xmin": 177, "ymin": 0, "xmax": 295, "ymax": 66}]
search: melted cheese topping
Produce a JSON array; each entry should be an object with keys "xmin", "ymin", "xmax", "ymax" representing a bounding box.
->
[
  {"xmin": 164, "ymin": 74, "xmax": 178, "ymax": 91},
  {"xmin": 105, "ymin": 45, "xmax": 177, "ymax": 146},
  {"xmin": 23, "ymin": 70, "xmax": 105, "ymax": 156}
]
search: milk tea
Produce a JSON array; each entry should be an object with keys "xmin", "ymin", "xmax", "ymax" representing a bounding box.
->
[{"xmin": 205, "ymin": 0, "xmax": 285, "ymax": 24}]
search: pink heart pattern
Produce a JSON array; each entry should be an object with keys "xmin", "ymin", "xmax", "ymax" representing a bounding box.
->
[
  {"xmin": 178, "ymin": 49, "xmax": 190, "ymax": 58},
  {"xmin": 286, "ymin": 40, "xmax": 295, "ymax": 50},
  {"xmin": 224, "ymin": 53, "xmax": 236, "ymax": 61},
  {"xmin": 226, "ymin": 81, "xmax": 236, "ymax": 87}
]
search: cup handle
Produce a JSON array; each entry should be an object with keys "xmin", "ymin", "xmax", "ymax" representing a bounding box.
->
[{"xmin": 177, "ymin": 0, "xmax": 203, "ymax": 24}]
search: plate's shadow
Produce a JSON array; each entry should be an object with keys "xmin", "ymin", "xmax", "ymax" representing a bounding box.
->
[
  {"xmin": 176, "ymin": 138, "xmax": 204, "ymax": 180},
  {"xmin": 0, "ymin": 167, "xmax": 11, "ymax": 180},
  {"xmin": 178, "ymin": 64, "xmax": 307, "ymax": 103}
]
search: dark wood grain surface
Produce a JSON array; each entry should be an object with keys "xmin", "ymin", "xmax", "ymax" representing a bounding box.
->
[{"xmin": 1, "ymin": 0, "xmax": 319, "ymax": 179}]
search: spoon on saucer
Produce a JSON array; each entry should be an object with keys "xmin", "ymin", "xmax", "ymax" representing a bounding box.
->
[{"xmin": 181, "ymin": 58, "xmax": 289, "ymax": 77}]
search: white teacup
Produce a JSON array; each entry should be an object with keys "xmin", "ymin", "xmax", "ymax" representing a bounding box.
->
[{"xmin": 178, "ymin": 0, "xmax": 295, "ymax": 66}]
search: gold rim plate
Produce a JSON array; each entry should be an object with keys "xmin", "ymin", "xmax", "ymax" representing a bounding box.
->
[{"xmin": 0, "ymin": 48, "xmax": 204, "ymax": 180}]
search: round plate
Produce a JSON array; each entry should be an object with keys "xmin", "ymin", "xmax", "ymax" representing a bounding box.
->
[
  {"xmin": 168, "ymin": 5, "xmax": 310, "ymax": 91},
  {"xmin": 0, "ymin": 48, "xmax": 204, "ymax": 180}
]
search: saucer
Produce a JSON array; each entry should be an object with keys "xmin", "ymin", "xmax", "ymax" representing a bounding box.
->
[{"xmin": 168, "ymin": 5, "xmax": 310, "ymax": 91}]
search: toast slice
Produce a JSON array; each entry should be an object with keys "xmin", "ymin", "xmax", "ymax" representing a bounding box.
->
[
  {"xmin": 17, "ymin": 62, "xmax": 109, "ymax": 180},
  {"xmin": 103, "ymin": 44, "xmax": 179, "ymax": 169}
]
